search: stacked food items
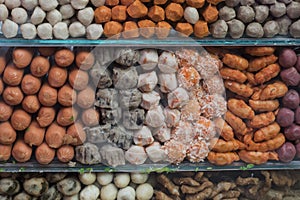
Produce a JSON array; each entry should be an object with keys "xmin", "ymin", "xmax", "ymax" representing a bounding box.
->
[{"xmin": 0, "ymin": 0, "xmax": 299, "ymax": 39}]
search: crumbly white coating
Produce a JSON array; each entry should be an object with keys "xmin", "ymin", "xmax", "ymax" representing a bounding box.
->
[
  {"xmin": 47, "ymin": 9, "xmax": 62, "ymax": 25},
  {"xmin": 11, "ymin": 7, "xmax": 28, "ymax": 24},
  {"xmin": 37, "ymin": 23, "xmax": 53, "ymax": 39},
  {"xmin": 184, "ymin": 7, "xmax": 199, "ymax": 24},
  {"xmin": 60, "ymin": 4, "xmax": 75, "ymax": 19},
  {"xmin": 2, "ymin": 19, "xmax": 18, "ymax": 38},
  {"xmin": 31, "ymin": 6, "xmax": 46, "ymax": 25},
  {"xmin": 53, "ymin": 22, "xmax": 69, "ymax": 39},
  {"xmin": 138, "ymin": 49, "xmax": 158, "ymax": 71},
  {"xmin": 158, "ymin": 51, "xmax": 178, "ymax": 74},
  {"xmin": 69, "ymin": 21, "xmax": 86, "ymax": 37},
  {"xmin": 20, "ymin": 23, "xmax": 37, "ymax": 39},
  {"xmin": 86, "ymin": 24, "xmax": 103, "ymax": 40}
]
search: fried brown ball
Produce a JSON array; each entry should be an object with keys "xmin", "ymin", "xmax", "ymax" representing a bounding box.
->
[
  {"xmin": 57, "ymin": 145, "xmax": 74, "ymax": 163},
  {"xmin": 0, "ymin": 121, "xmax": 16, "ymax": 145},
  {"xmin": 21, "ymin": 74, "xmax": 42, "ymax": 95},
  {"xmin": 3, "ymin": 63, "xmax": 24, "ymax": 86},
  {"xmin": 12, "ymin": 48, "xmax": 34, "ymax": 68},
  {"xmin": 0, "ymin": 78, "xmax": 3, "ymax": 95},
  {"xmin": 3, "ymin": 86, "xmax": 24, "ymax": 106},
  {"xmin": 66, "ymin": 122, "xmax": 86, "ymax": 146},
  {"xmin": 0, "ymin": 56, "xmax": 6, "ymax": 75},
  {"xmin": 36, "ymin": 107, "xmax": 56, "ymax": 128},
  {"xmin": 38, "ymin": 83, "xmax": 57, "ymax": 106},
  {"xmin": 81, "ymin": 108, "xmax": 99, "ymax": 127},
  {"xmin": 45, "ymin": 122, "xmax": 66, "ymax": 149},
  {"xmin": 77, "ymin": 86, "xmax": 95, "ymax": 109},
  {"xmin": 12, "ymin": 139, "xmax": 32, "ymax": 163},
  {"xmin": 0, "ymin": 144, "xmax": 12, "ymax": 161},
  {"xmin": 75, "ymin": 51, "xmax": 95, "ymax": 71},
  {"xmin": 48, "ymin": 65, "xmax": 68, "ymax": 88},
  {"xmin": 24, "ymin": 121, "xmax": 45, "ymax": 147},
  {"xmin": 68, "ymin": 68, "xmax": 89, "ymax": 91},
  {"xmin": 58, "ymin": 84, "xmax": 77, "ymax": 106},
  {"xmin": 10, "ymin": 109, "xmax": 31, "ymax": 131},
  {"xmin": 0, "ymin": 101, "xmax": 13, "ymax": 121},
  {"xmin": 35, "ymin": 142, "xmax": 55, "ymax": 165},
  {"xmin": 22, "ymin": 95, "xmax": 41, "ymax": 114},
  {"xmin": 54, "ymin": 49, "xmax": 75, "ymax": 67},
  {"xmin": 30, "ymin": 56, "xmax": 50, "ymax": 77},
  {"xmin": 56, "ymin": 107, "xmax": 78, "ymax": 127},
  {"xmin": 38, "ymin": 47, "xmax": 57, "ymax": 57}
]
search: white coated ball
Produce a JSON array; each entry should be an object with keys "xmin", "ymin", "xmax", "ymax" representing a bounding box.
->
[
  {"xmin": 136, "ymin": 183, "xmax": 154, "ymax": 200},
  {"xmin": 86, "ymin": 24, "xmax": 103, "ymax": 40},
  {"xmin": 69, "ymin": 21, "xmax": 86, "ymax": 37},
  {"xmin": 11, "ymin": 8, "xmax": 28, "ymax": 24},
  {"xmin": 60, "ymin": 4, "xmax": 75, "ymax": 19},
  {"xmin": 47, "ymin": 9, "xmax": 62, "ymax": 25},
  {"xmin": 114, "ymin": 173, "xmax": 130, "ymax": 189},
  {"xmin": 100, "ymin": 183, "xmax": 118, "ymax": 200},
  {"xmin": 79, "ymin": 173, "xmax": 97, "ymax": 185},
  {"xmin": 58, "ymin": 0, "xmax": 70, "ymax": 5},
  {"xmin": 31, "ymin": 6, "xmax": 46, "ymax": 25},
  {"xmin": 5, "ymin": 0, "xmax": 21, "ymax": 9},
  {"xmin": 39, "ymin": 0, "xmax": 58, "ymax": 11},
  {"xmin": 71, "ymin": 0, "xmax": 88, "ymax": 10},
  {"xmin": 130, "ymin": 173, "xmax": 149, "ymax": 184},
  {"xmin": 22, "ymin": 0, "xmax": 38, "ymax": 11},
  {"xmin": 0, "ymin": 4, "xmax": 8, "ymax": 21},
  {"xmin": 91, "ymin": 0, "xmax": 105, "ymax": 7},
  {"xmin": 79, "ymin": 185, "xmax": 100, "ymax": 200},
  {"xmin": 78, "ymin": 7, "xmax": 94, "ymax": 26},
  {"xmin": 184, "ymin": 7, "xmax": 199, "ymax": 24},
  {"xmin": 21, "ymin": 23, "xmax": 37, "ymax": 39},
  {"xmin": 53, "ymin": 22, "xmax": 69, "ymax": 39},
  {"xmin": 2, "ymin": 19, "xmax": 18, "ymax": 38},
  {"xmin": 63, "ymin": 194, "xmax": 79, "ymax": 200},
  {"xmin": 117, "ymin": 186, "xmax": 136, "ymax": 200},
  {"xmin": 37, "ymin": 23, "xmax": 53, "ymax": 39},
  {"xmin": 97, "ymin": 173, "xmax": 113, "ymax": 186}
]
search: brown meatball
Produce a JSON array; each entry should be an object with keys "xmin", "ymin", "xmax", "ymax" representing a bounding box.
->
[
  {"xmin": 0, "ymin": 144, "xmax": 12, "ymax": 161},
  {"xmin": 38, "ymin": 47, "xmax": 57, "ymax": 57},
  {"xmin": 22, "ymin": 95, "xmax": 41, "ymax": 114},
  {"xmin": 58, "ymin": 84, "xmax": 77, "ymax": 106},
  {"xmin": 3, "ymin": 63, "xmax": 24, "ymax": 86},
  {"xmin": 0, "ymin": 101, "xmax": 13, "ymax": 121},
  {"xmin": 36, "ymin": 107, "xmax": 56, "ymax": 128},
  {"xmin": 12, "ymin": 48, "xmax": 34, "ymax": 68},
  {"xmin": 148, "ymin": 5, "xmax": 165, "ymax": 22},
  {"xmin": 103, "ymin": 21, "xmax": 123, "ymax": 38},
  {"xmin": 24, "ymin": 121, "xmax": 45, "ymax": 147},
  {"xmin": 0, "ymin": 78, "xmax": 3, "ymax": 95},
  {"xmin": 48, "ymin": 65, "xmax": 68, "ymax": 88},
  {"xmin": 66, "ymin": 122, "xmax": 86, "ymax": 146},
  {"xmin": 30, "ymin": 56, "xmax": 50, "ymax": 77},
  {"xmin": 94, "ymin": 6, "xmax": 112, "ymax": 23},
  {"xmin": 0, "ymin": 122, "xmax": 16, "ymax": 145},
  {"xmin": 138, "ymin": 19, "xmax": 156, "ymax": 38},
  {"xmin": 57, "ymin": 145, "xmax": 74, "ymax": 163},
  {"xmin": 111, "ymin": 5, "xmax": 127, "ymax": 22},
  {"xmin": 56, "ymin": 107, "xmax": 78, "ymax": 127},
  {"xmin": 123, "ymin": 21, "xmax": 139, "ymax": 38},
  {"xmin": 81, "ymin": 108, "xmax": 99, "ymax": 127},
  {"xmin": 11, "ymin": 109, "xmax": 31, "ymax": 131},
  {"xmin": 3, "ymin": 86, "xmax": 24, "ymax": 106},
  {"xmin": 68, "ymin": 69, "xmax": 89, "ymax": 91},
  {"xmin": 0, "ymin": 56, "xmax": 6, "ymax": 75},
  {"xmin": 12, "ymin": 139, "xmax": 32, "ymax": 163},
  {"xmin": 21, "ymin": 74, "xmax": 42, "ymax": 95},
  {"xmin": 77, "ymin": 86, "xmax": 95, "ymax": 109},
  {"xmin": 38, "ymin": 83, "xmax": 58, "ymax": 106},
  {"xmin": 45, "ymin": 123, "xmax": 66, "ymax": 149},
  {"xmin": 156, "ymin": 21, "xmax": 172, "ymax": 39},
  {"xmin": 75, "ymin": 51, "xmax": 95, "ymax": 71},
  {"xmin": 165, "ymin": 3, "xmax": 183, "ymax": 22},
  {"xmin": 176, "ymin": 23, "xmax": 193, "ymax": 36},
  {"xmin": 54, "ymin": 49, "xmax": 75, "ymax": 67},
  {"xmin": 35, "ymin": 142, "xmax": 55, "ymax": 165}
]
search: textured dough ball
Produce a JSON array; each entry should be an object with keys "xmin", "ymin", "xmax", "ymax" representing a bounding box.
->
[
  {"xmin": 0, "ymin": 4, "xmax": 8, "ymax": 21},
  {"xmin": 60, "ymin": 4, "xmax": 75, "ymax": 19},
  {"xmin": 2, "ymin": 19, "xmax": 18, "ymax": 38},
  {"xmin": 210, "ymin": 19, "xmax": 228, "ymax": 38},
  {"xmin": 117, "ymin": 186, "xmax": 135, "ymax": 200},
  {"xmin": 263, "ymin": 20, "xmax": 280, "ymax": 37},
  {"xmin": 22, "ymin": 0, "xmax": 38, "ymax": 11},
  {"xmin": 78, "ymin": 7, "xmax": 94, "ymax": 26},
  {"xmin": 79, "ymin": 173, "xmax": 97, "ymax": 185},
  {"xmin": 270, "ymin": 1, "xmax": 286, "ymax": 18},
  {"xmin": 39, "ymin": 0, "xmax": 58, "ymax": 11},
  {"xmin": 31, "ymin": 7, "xmax": 46, "ymax": 25},
  {"xmin": 69, "ymin": 22, "xmax": 86, "ymax": 37},
  {"xmin": 21, "ymin": 23, "xmax": 37, "ymax": 39},
  {"xmin": 71, "ymin": 0, "xmax": 88, "ymax": 9},
  {"xmin": 227, "ymin": 19, "xmax": 245, "ymax": 38},
  {"xmin": 12, "ymin": 8, "xmax": 28, "ymax": 24},
  {"xmin": 246, "ymin": 22, "xmax": 264, "ymax": 38},
  {"xmin": 37, "ymin": 23, "xmax": 53, "ymax": 39},
  {"xmin": 237, "ymin": 6, "xmax": 255, "ymax": 23},
  {"xmin": 276, "ymin": 15, "xmax": 292, "ymax": 35},
  {"xmin": 184, "ymin": 7, "xmax": 199, "ymax": 24},
  {"xmin": 290, "ymin": 20, "xmax": 300, "ymax": 38},
  {"xmin": 254, "ymin": 5, "xmax": 269, "ymax": 23},
  {"xmin": 130, "ymin": 173, "xmax": 148, "ymax": 184},
  {"xmin": 100, "ymin": 183, "xmax": 118, "ymax": 200},
  {"xmin": 47, "ymin": 9, "xmax": 62, "ymax": 25},
  {"xmin": 53, "ymin": 22, "xmax": 69, "ymax": 39},
  {"xmin": 86, "ymin": 24, "xmax": 103, "ymax": 40},
  {"xmin": 136, "ymin": 183, "xmax": 153, "ymax": 200},
  {"xmin": 114, "ymin": 173, "xmax": 130, "ymax": 189},
  {"xmin": 287, "ymin": 1, "xmax": 300, "ymax": 19},
  {"xmin": 97, "ymin": 173, "xmax": 113, "ymax": 186},
  {"xmin": 4, "ymin": 0, "xmax": 21, "ymax": 9},
  {"xmin": 80, "ymin": 185, "xmax": 100, "ymax": 200}
]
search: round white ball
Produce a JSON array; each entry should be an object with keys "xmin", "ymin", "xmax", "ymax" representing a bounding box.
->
[
  {"xmin": 69, "ymin": 21, "xmax": 86, "ymax": 37},
  {"xmin": 79, "ymin": 185, "xmax": 100, "ymax": 200},
  {"xmin": 100, "ymin": 183, "xmax": 118, "ymax": 200},
  {"xmin": 97, "ymin": 173, "xmax": 113, "ymax": 186},
  {"xmin": 39, "ymin": 0, "xmax": 58, "ymax": 11},
  {"xmin": 71, "ymin": 0, "xmax": 88, "ymax": 10},
  {"xmin": 136, "ymin": 183, "xmax": 154, "ymax": 200},
  {"xmin": 114, "ymin": 173, "xmax": 130, "ymax": 189},
  {"xmin": 47, "ymin": 9, "xmax": 62, "ymax": 25},
  {"xmin": 79, "ymin": 173, "xmax": 97, "ymax": 185},
  {"xmin": 78, "ymin": 7, "xmax": 94, "ymax": 26},
  {"xmin": 2, "ymin": 19, "xmax": 18, "ymax": 38},
  {"xmin": 184, "ymin": 7, "xmax": 199, "ymax": 24},
  {"xmin": 91, "ymin": 0, "xmax": 105, "ymax": 7},
  {"xmin": 63, "ymin": 194, "xmax": 79, "ymax": 200},
  {"xmin": 117, "ymin": 186, "xmax": 136, "ymax": 200},
  {"xmin": 21, "ymin": 23, "xmax": 37, "ymax": 39},
  {"xmin": 11, "ymin": 7, "xmax": 28, "ymax": 24},
  {"xmin": 53, "ymin": 22, "xmax": 69, "ymax": 39},
  {"xmin": 60, "ymin": 4, "xmax": 75, "ymax": 19},
  {"xmin": 37, "ymin": 23, "xmax": 53, "ymax": 39},
  {"xmin": 31, "ymin": 6, "xmax": 46, "ymax": 25},
  {"xmin": 58, "ymin": 0, "xmax": 70, "ymax": 5},
  {"xmin": 130, "ymin": 173, "xmax": 149, "ymax": 184},
  {"xmin": 5, "ymin": 0, "xmax": 21, "ymax": 9},
  {"xmin": 0, "ymin": 4, "xmax": 8, "ymax": 21},
  {"xmin": 22, "ymin": 0, "xmax": 38, "ymax": 11},
  {"xmin": 86, "ymin": 24, "xmax": 103, "ymax": 40}
]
